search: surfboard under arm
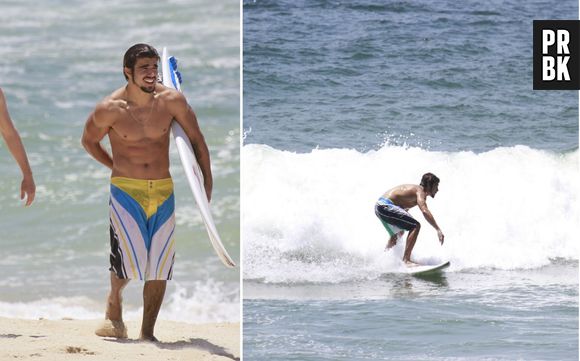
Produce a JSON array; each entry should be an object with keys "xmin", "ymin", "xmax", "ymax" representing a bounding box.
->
[{"xmin": 161, "ymin": 47, "xmax": 236, "ymax": 268}]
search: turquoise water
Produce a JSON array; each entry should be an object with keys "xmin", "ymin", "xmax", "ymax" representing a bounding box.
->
[
  {"xmin": 0, "ymin": 0, "xmax": 240, "ymax": 323},
  {"xmin": 243, "ymin": 0, "xmax": 578, "ymax": 360}
]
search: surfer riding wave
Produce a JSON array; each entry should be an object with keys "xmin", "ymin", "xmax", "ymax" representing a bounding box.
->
[{"xmin": 375, "ymin": 173, "xmax": 444, "ymax": 265}]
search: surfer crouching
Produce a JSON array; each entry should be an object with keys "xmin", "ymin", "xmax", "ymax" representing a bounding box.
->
[
  {"xmin": 374, "ymin": 173, "xmax": 444, "ymax": 265},
  {"xmin": 82, "ymin": 44, "xmax": 212, "ymax": 341}
]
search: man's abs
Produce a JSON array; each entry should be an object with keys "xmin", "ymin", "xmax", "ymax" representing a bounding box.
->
[{"xmin": 110, "ymin": 141, "xmax": 171, "ymax": 180}]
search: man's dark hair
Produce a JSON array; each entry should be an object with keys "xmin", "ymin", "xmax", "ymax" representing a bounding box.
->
[
  {"xmin": 420, "ymin": 172, "xmax": 440, "ymax": 192},
  {"xmin": 123, "ymin": 43, "xmax": 159, "ymax": 80}
]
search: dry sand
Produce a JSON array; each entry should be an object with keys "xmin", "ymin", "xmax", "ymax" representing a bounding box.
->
[{"xmin": 0, "ymin": 317, "xmax": 239, "ymax": 360}]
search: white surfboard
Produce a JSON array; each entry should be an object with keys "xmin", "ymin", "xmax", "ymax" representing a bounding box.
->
[
  {"xmin": 161, "ymin": 47, "xmax": 236, "ymax": 268},
  {"xmin": 405, "ymin": 261, "xmax": 450, "ymax": 276}
]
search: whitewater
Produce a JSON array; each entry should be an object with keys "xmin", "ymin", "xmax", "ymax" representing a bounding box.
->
[{"xmin": 242, "ymin": 144, "xmax": 578, "ymax": 284}]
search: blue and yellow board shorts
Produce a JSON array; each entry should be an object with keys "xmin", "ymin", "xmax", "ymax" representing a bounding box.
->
[
  {"xmin": 109, "ymin": 177, "xmax": 176, "ymax": 281},
  {"xmin": 374, "ymin": 197, "xmax": 419, "ymax": 237}
]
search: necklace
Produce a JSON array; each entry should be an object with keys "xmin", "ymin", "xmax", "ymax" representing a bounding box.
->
[{"xmin": 126, "ymin": 95, "xmax": 157, "ymax": 124}]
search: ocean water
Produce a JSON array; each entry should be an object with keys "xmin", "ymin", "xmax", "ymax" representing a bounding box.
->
[
  {"xmin": 244, "ymin": 263, "xmax": 578, "ymax": 361},
  {"xmin": 243, "ymin": 0, "xmax": 578, "ymax": 360},
  {"xmin": 0, "ymin": 0, "xmax": 240, "ymax": 324},
  {"xmin": 244, "ymin": 0, "xmax": 577, "ymax": 154}
]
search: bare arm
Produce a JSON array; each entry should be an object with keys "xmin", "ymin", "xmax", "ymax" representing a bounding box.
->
[
  {"xmin": 416, "ymin": 188, "xmax": 445, "ymax": 244},
  {"xmin": 81, "ymin": 103, "xmax": 114, "ymax": 170},
  {"xmin": 170, "ymin": 92, "xmax": 213, "ymax": 202},
  {"xmin": 0, "ymin": 89, "xmax": 35, "ymax": 206}
]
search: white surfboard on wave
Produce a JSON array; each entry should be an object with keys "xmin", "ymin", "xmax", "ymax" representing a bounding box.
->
[
  {"xmin": 161, "ymin": 47, "xmax": 236, "ymax": 268},
  {"xmin": 404, "ymin": 261, "xmax": 450, "ymax": 275}
]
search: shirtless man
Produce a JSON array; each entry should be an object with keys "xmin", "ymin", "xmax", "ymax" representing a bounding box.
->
[
  {"xmin": 82, "ymin": 44, "xmax": 212, "ymax": 341},
  {"xmin": 374, "ymin": 173, "xmax": 444, "ymax": 264},
  {"xmin": 0, "ymin": 88, "xmax": 35, "ymax": 206}
]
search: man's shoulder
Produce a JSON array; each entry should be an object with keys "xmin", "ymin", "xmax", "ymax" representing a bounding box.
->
[
  {"xmin": 96, "ymin": 89, "xmax": 126, "ymax": 113},
  {"xmin": 92, "ymin": 88, "xmax": 126, "ymax": 126},
  {"xmin": 156, "ymin": 85, "xmax": 188, "ymax": 117},
  {"xmin": 400, "ymin": 184, "xmax": 424, "ymax": 200},
  {"xmin": 156, "ymin": 84, "xmax": 185, "ymax": 102},
  {"xmin": 413, "ymin": 184, "xmax": 426, "ymax": 195},
  {"xmin": 394, "ymin": 184, "xmax": 421, "ymax": 193}
]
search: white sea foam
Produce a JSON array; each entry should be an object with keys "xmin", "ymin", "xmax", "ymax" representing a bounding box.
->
[
  {"xmin": 0, "ymin": 297, "xmax": 103, "ymax": 320},
  {"xmin": 0, "ymin": 279, "xmax": 238, "ymax": 323},
  {"xmin": 242, "ymin": 144, "xmax": 579, "ymax": 283}
]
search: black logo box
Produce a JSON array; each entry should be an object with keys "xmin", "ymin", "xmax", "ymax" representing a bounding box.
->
[{"xmin": 533, "ymin": 20, "xmax": 579, "ymax": 90}]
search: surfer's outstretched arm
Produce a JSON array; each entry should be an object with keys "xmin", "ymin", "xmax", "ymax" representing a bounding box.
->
[
  {"xmin": 416, "ymin": 189, "xmax": 444, "ymax": 245},
  {"xmin": 0, "ymin": 88, "xmax": 35, "ymax": 206}
]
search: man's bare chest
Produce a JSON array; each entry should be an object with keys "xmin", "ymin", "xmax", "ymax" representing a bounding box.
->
[{"xmin": 110, "ymin": 109, "xmax": 173, "ymax": 142}]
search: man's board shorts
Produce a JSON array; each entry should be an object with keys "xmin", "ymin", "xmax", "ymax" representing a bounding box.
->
[
  {"xmin": 374, "ymin": 197, "xmax": 419, "ymax": 237},
  {"xmin": 109, "ymin": 177, "xmax": 176, "ymax": 281}
]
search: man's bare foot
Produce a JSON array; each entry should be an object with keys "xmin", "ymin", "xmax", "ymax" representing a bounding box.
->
[
  {"xmin": 139, "ymin": 334, "xmax": 158, "ymax": 342},
  {"xmin": 404, "ymin": 259, "xmax": 421, "ymax": 267},
  {"xmin": 95, "ymin": 320, "xmax": 128, "ymax": 338}
]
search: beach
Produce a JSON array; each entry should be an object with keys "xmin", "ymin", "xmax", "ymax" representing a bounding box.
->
[{"xmin": 0, "ymin": 317, "xmax": 239, "ymax": 361}]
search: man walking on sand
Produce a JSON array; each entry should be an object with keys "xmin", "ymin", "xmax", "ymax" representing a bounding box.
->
[
  {"xmin": 82, "ymin": 44, "xmax": 212, "ymax": 341},
  {"xmin": 374, "ymin": 173, "xmax": 444, "ymax": 265},
  {"xmin": 0, "ymin": 88, "xmax": 35, "ymax": 206}
]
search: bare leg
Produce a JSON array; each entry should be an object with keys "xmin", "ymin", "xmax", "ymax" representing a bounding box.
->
[
  {"xmin": 403, "ymin": 223, "xmax": 421, "ymax": 263},
  {"xmin": 95, "ymin": 272, "xmax": 130, "ymax": 338},
  {"xmin": 386, "ymin": 230, "xmax": 404, "ymax": 250},
  {"xmin": 140, "ymin": 280, "xmax": 167, "ymax": 341}
]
